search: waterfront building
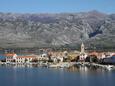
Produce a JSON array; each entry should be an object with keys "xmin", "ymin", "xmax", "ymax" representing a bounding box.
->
[
  {"xmin": 53, "ymin": 57, "xmax": 58, "ymax": 63},
  {"xmin": 37, "ymin": 55, "xmax": 48, "ymax": 61},
  {"xmin": 68, "ymin": 51, "xmax": 80, "ymax": 61},
  {"xmin": 16, "ymin": 55, "xmax": 36, "ymax": 63},
  {"xmin": 102, "ymin": 55, "xmax": 115, "ymax": 64},
  {"xmin": 57, "ymin": 56, "xmax": 63, "ymax": 62},
  {"xmin": 89, "ymin": 51, "xmax": 98, "ymax": 56},
  {"xmin": 48, "ymin": 51, "xmax": 64, "ymax": 62},
  {"xmin": 98, "ymin": 52, "xmax": 114, "ymax": 59},
  {"xmin": 5, "ymin": 53, "xmax": 17, "ymax": 63},
  {"xmin": 41, "ymin": 53, "xmax": 47, "ymax": 57},
  {"xmin": 63, "ymin": 51, "xmax": 68, "ymax": 60}
]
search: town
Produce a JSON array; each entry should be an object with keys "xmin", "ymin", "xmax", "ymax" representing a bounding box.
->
[{"xmin": 0, "ymin": 43, "xmax": 115, "ymax": 70}]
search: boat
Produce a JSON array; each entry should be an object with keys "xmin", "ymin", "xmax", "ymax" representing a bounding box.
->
[
  {"xmin": 48, "ymin": 62, "xmax": 73, "ymax": 68},
  {"xmin": 48, "ymin": 64, "xmax": 60, "ymax": 68},
  {"xmin": 59, "ymin": 63, "xmax": 71, "ymax": 68},
  {"xmin": 105, "ymin": 65, "xmax": 114, "ymax": 70}
]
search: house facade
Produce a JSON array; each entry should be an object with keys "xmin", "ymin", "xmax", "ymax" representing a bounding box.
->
[
  {"xmin": 5, "ymin": 53, "xmax": 17, "ymax": 63},
  {"xmin": 16, "ymin": 56, "xmax": 36, "ymax": 63}
]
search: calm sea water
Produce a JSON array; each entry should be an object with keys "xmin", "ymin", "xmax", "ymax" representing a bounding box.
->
[{"xmin": 0, "ymin": 65, "xmax": 115, "ymax": 86}]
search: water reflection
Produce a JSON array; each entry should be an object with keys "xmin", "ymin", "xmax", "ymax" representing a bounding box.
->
[
  {"xmin": 67, "ymin": 65, "xmax": 115, "ymax": 86},
  {"xmin": 1, "ymin": 63, "xmax": 115, "ymax": 73},
  {"xmin": 67, "ymin": 65, "xmax": 105, "ymax": 73},
  {"xmin": 0, "ymin": 64, "xmax": 115, "ymax": 86}
]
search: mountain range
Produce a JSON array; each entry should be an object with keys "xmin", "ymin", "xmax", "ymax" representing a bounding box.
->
[{"xmin": 0, "ymin": 11, "xmax": 115, "ymax": 49}]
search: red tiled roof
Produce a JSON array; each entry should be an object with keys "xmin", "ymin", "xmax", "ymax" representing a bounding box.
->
[
  {"xmin": 89, "ymin": 51, "xmax": 98, "ymax": 56},
  {"xmin": 4, "ymin": 53, "xmax": 16, "ymax": 57},
  {"xmin": 112, "ymin": 54, "xmax": 115, "ymax": 56},
  {"xmin": 16, "ymin": 56, "xmax": 36, "ymax": 59}
]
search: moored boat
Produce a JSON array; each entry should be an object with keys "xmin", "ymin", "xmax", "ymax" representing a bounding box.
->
[{"xmin": 105, "ymin": 65, "xmax": 114, "ymax": 70}]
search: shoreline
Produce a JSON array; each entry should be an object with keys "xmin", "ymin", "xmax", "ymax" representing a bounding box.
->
[{"xmin": 0, "ymin": 62, "xmax": 115, "ymax": 70}]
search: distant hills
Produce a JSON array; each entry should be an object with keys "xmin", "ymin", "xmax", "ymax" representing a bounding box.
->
[{"xmin": 0, "ymin": 11, "xmax": 115, "ymax": 49}]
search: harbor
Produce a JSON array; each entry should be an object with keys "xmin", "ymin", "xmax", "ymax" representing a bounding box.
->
[
  {"xmin": 0, "ymin": 61, "xmax": 115, "ymax": 71},
  {"xmin": 0, "ymin": 43, "xmax": 115, "ymax": 71}
]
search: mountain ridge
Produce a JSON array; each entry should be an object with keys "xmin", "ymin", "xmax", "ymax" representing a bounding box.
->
[{"xmin": 0, "ymin": 11, "xmax": 115, "ymax": 48}]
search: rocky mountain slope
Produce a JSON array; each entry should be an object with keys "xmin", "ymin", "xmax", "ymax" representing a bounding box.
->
[{"xmin": 0, "ymin": 11, "xmax": 115, "ymax": 48}]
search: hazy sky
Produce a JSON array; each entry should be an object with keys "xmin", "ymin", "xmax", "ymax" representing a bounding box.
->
[{"xmin": 0, "ymin": 0, "xmax": 115, "ymax": 13}]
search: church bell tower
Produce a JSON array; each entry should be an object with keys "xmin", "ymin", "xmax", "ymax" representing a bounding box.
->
[{"xmin": 81, "ymin": 42, "xmax": 85, "ymax": 54}]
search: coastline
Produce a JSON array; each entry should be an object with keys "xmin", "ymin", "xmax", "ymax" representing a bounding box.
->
[{"xmin": 0, "ymin": 62, "xmax": 115, "ymax": 71}]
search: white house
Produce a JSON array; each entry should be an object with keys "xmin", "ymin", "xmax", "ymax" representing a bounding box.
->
[
  {"xmin": 5, "ymin": 53, "xmax": 17, "ymax": 63},
  {"xmin": 16, "ymin": 56, "xmax": 36, "ymax": 63}
]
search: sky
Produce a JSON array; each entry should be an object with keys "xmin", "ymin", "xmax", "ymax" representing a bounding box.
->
[{"xmin": 0, "ymin": 0, "xmax": 115, "ymax": 13}]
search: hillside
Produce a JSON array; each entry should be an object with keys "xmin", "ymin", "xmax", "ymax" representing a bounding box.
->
[{"xmin": 0, "ymin": 11, "xmax": 115, "ymax": 49}]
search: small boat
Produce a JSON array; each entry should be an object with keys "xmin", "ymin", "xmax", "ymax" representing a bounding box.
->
[
  {"xmin": 48, "ymin": 64, "xmax": 60, "ymax": 68},
  {"xmin": 59, "ymin": 62, "xmax": 72, "ymax": 68},
  {"xmin": 48, "ymin": 62, "xmax": 72, "ymax": 68},
  {"xmin": 106, "ymin": 65, "xmax": 114, "ymax": 70}
]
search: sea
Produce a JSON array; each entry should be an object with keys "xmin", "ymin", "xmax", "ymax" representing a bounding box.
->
[{"xmin": 0, "ymin": 65, "xmax": 115, "ymax": 86}]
